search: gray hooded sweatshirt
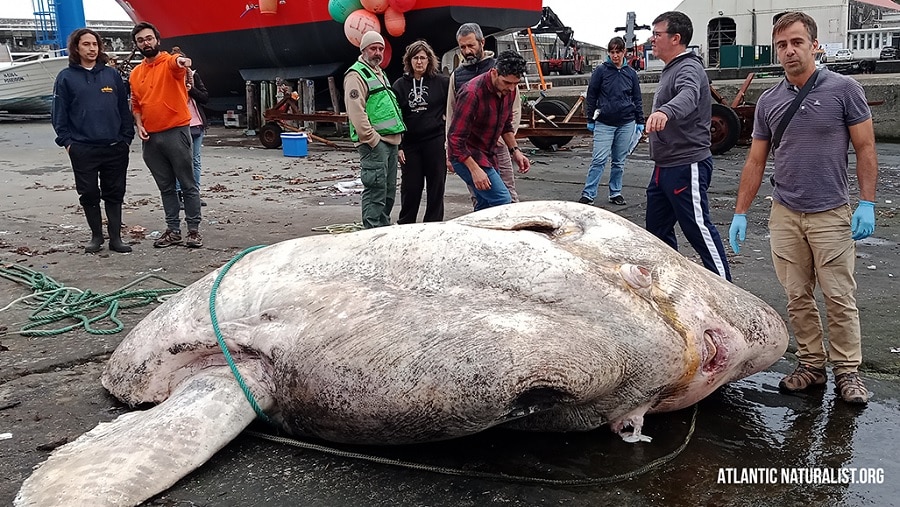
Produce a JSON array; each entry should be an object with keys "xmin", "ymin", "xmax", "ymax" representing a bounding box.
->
[{"xmin": 648, "ymin": 52, "xmax": 711, "ymax": 167}]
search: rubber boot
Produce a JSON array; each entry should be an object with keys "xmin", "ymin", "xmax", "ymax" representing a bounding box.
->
[
  {"xmin": 83, "ymin": 204, "xmax": 104, "ymax": 253},
  {"xmin": 105, "ymin": 202, "xmax": 132, "ymax": 253}
]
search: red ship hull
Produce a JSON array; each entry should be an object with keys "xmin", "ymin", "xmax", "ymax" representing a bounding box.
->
[{"xmin": 116, "ymin": 1, "xmax": 542, "ymax": 101}]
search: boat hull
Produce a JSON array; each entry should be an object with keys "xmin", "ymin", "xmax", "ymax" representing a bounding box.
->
[
  {"xmin": 116, "ymin": 1, "xmax": 542, "ymax": 100},
  {"xmin": 0, "ymin": 57, "xmax": 68, "ymax": 114}
]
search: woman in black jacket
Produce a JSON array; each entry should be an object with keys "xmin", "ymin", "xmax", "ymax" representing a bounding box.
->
[{"xmin": 391, "ymin": 40, "xmax": 450, "ymax": 223}]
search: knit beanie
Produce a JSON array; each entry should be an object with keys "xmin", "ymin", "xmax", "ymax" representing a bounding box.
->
[{"xmin": 359, "ymin": 31, "xmax": 385, "ymax": 51}]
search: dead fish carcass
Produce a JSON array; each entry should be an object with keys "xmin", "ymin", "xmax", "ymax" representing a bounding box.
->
[{"xmin": 16, "ymin": 200, "xmax": 788, "ymax": 506}]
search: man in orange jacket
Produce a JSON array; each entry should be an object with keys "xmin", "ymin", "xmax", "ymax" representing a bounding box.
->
[{"xmin": 129, "ymin": 22, "xmax": 202, "ymax": 248}]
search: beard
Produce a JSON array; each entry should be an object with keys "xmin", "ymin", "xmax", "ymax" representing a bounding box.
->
[
  {"xmin": 139, "ymin": 45, "xmax": 160, "ymax": 58},
  {"xmin": 463, "ymin": 53, "xmax": 479, "ymax": 65},
  {"xmin": 363, "ymin": 54, "xmax": 383, "ymax": 67}
]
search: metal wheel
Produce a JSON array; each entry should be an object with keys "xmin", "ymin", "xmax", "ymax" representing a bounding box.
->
[
  {"xmin": 710, "ymin": 103, "xmax": 741, "ymax": 155},
  {"xmin": 259, "ymin": 122, "xmax": 283, "ymax": 149},
  {"xmin": 527, "ymin": 99, "xmax": 574, "ymax": 151}
]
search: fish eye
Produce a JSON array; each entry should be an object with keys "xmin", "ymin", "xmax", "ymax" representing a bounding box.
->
[{"xmin": 620, "ymin": 264, "xmax": 652, "ymax": 289}]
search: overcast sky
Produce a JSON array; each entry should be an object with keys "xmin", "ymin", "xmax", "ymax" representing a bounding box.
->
[{"xmin": 2, "ymin": 0, "xmax": 682, "ymax": 47}]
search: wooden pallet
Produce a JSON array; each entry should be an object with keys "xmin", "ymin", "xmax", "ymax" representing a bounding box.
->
[{"xmin": 518, "ymin": 81, "xmax": 552, "ymax": 91}]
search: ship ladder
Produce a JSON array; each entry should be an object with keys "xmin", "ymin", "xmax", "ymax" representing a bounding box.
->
[{"xmin": 513, "ymin": 28, "xmax": 549, "ymax": 91}]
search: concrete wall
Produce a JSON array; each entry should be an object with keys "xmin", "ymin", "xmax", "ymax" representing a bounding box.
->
[{"xmin": 542, "ymin": 72, "xmax": 900, "ymax": 141}]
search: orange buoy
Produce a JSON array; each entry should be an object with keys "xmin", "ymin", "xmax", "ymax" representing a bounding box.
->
[
  {"xmin": 380, "ymin": 38, "xmax": 392, "ymax": 69},
  {"xmin": 388, "ymin": 0, "xmax": 416, "ymax": 13},
  {"xmin": 384, "ymin": 7, "xmax": 405, "ymax": 37},
  {"xmin": 361, "ymin": 0, "xmax": 389, "ymax": 14},
  {"xmin": 259, "ymin": 0, "xmax": 278, "ymax": 14},
  {"xmin": 344, "ymin": 9, "xmax": 381, "ymax": 46}
]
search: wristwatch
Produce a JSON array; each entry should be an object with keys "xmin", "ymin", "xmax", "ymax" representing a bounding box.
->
[{"xmin": 508, "ymin": 146, "xmax": 521, "ymax": 155}]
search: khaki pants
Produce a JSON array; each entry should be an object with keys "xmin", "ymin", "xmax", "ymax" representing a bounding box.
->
[{"xmin": 769, "ymin": 201, "xmax": 862, "ymax": 375}]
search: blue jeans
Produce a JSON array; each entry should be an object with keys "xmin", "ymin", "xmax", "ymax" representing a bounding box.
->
[
  {"xmin": 176, "ymin": 130, "xmax": 203, "ymax": 193},
  {"xmin": 581, "ymin": 121, "xmax": 634, "ymax": 201},
  {"xmin": 451, "ymin": 161, "xmax": 510, "ymax": 211}
]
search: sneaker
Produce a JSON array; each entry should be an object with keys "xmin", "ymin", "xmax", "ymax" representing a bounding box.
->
[
  {"xmin": 609, "ymin": 195, "xmax": 627, "ymax": 205},
  {"xmin": 577, "ymin": 196, "xmax": 593, "ymax": 205},
  {"xmin": 778, "ymin": 363, "xmax": 827, "ymax": 392},
  {"xmin": 185, "ymin": 230, "xmax": 203, "ymax": 248},
  {"xmin": 153, "ymin": 229, "xmax": 182, "ymax": 248},
  {"xmin": 834, "ymin": 372, "xmax": 870, "ymax": 404}
]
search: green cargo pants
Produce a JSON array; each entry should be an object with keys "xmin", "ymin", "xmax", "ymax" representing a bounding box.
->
[{"xmin": 358, "ymin": 140, "xmax": 398, "ymax": 229}]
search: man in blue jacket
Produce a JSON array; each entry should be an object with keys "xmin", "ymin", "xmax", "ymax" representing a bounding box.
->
[
  {"xmin": 578, "ymin": 36, "xmax": 644, "ymax": 206},
  {"xmin": 52, "ymin": 28, "xmax": 134, "ymax": 253}
]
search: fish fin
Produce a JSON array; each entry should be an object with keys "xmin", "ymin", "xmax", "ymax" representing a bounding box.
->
[{"xmin": 16, "ymin": 368, "xmax": 270, "ymax": 507}]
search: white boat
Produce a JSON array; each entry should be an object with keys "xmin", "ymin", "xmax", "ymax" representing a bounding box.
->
[{"xmin": 0, "ymin": 46, "xmax": 69, "ymax": 114}]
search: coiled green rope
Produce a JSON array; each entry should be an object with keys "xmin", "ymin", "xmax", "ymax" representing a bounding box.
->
[
  {"xmin": 208, "ymin": 245, "xmax": 273, "ymax": 424},
  {"xmin": 0, "ymin": 264, "xmax": 184, "ymax": 336}
]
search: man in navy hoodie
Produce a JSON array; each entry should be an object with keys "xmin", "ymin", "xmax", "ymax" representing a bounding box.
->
[{"xmin": 52, "ymin": 28, "xmax": 134, "ymax": 253}]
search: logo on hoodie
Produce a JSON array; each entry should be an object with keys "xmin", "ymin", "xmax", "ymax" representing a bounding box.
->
[{"xmin": 101, "ymin": 86, "xmax": 113, "ymax": 93}]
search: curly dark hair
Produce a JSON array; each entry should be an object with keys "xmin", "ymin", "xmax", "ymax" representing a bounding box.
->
[{"xmin": 494, "ymin": 50, "xmax": 526, "ymax": 78}]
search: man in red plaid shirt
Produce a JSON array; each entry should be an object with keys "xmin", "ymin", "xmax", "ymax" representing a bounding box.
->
[{"xmin": 447, "ymin": 50, "xmax": 531, "ymax": 210}]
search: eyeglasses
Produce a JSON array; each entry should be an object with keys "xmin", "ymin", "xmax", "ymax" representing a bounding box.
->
[
  {"xmin": 411, "ymin": 56, "xmax": 429, "ymax": 61},
  {"xmin": 135, "ymin": 35, "xmax": 156, "ymax": 44},
  {"xmin": 651, "ymin": 31, "xmax": 674, "ymax": 39}
]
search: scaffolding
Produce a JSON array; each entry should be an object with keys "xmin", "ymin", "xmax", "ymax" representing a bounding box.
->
[{"xmin": 31, "ymin": 0, "xmax": 58, "ymax": 48}]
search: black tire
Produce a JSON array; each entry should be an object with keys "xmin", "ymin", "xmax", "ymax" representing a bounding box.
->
[
  {"xmin": 710, "ymin": 103, "xmax": 741, "ymax": 155},
  {"xmin": 540, "ymin": 61, "xmax": 550, "ymax": 76},
  {"xmin": 259, "ymin": 122, "xmax": 283, "ymax": 149},
  {"xmin": 527, "ymin": 99, "xmax": 574, "ymax": 151},
  {"xmin": 562, "ymin": 61, "xmax": 575, "ymax": 75}
]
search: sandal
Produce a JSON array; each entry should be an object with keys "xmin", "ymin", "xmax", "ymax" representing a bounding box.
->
[
  {"xmin": 834, "ymin": 372, "xmax": 870, "ymax": 404},
  {"xmin": 779, "ymin": 364, "xmax": 826, "ymax": 392}
]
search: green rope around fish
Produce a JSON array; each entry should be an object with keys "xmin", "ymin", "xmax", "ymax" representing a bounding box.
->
[
  {"xmin": 208, "ymin": 244, "xmax": 273, "ymax": 424},
  {"xmin": 0, "ymin": 264, "xmax": 184, "ymax": 336}
]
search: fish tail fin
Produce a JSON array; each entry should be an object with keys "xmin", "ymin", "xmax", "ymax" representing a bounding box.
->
[{"xmin": 16, "ymin": 368, "xmax": 268, "ymax": 506}]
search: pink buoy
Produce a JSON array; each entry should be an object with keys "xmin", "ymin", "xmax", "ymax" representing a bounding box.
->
[
  {"xmin": 343, "ymin": 9, "xmax": 381, "ymax": 46},
  {"xmin": 388, "ymin": 0, "xmax": 416, "ymax": 13},
  {"xmin": 384, "ymin": 7, "xmax": 406, "ymax": 37},
  {"xmin": 361, "ymin": 0, "xmax": 389, "ymax": 14}
]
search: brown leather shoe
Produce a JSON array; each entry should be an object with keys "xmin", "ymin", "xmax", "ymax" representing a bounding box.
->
[
  {"xmin": 779, "ymin": 364, "xmax": 827, "ymax": 392},
  {"xmin": 834, "ymin": 372, "xmax": 870, "ymax": 404}
]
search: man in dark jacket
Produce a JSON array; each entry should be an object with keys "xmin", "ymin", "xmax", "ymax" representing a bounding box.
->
[
  {"xmin": 645, "ymin": 11, "xmax": 731, "ymax": 281},
  {"xmin": 52, "ymin": 28, "xmax": 134, "ymax": 253}
]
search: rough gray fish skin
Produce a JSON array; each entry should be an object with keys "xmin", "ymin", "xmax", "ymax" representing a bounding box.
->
[{"xmin": 16, "ymin": 201, "xmax": 789, "ymax": 506}]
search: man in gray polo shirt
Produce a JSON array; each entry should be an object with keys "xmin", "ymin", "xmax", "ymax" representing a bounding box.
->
[{"xmin": 729, "ymin": 11, "xmax": 878, "ymax": 405}]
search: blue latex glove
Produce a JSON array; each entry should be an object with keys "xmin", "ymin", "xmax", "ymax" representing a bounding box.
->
[
  {"xmin": 635, "ymin": 124, "xmax": 645, "ymax": 134},
  {"xmin": 586, "ymin": 122, "xmax": 595, "ymax": 132},
  {"xmin": 851, "ymin": 200, "xmax": 875, "ymax": 240},
  {"xmin": 729, "ymin": 214, "xmax": 747, "ymax": 254}
]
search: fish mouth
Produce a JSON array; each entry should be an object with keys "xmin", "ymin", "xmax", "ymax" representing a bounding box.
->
[{"xmin": 700, "ymin": 329, "xmax": 729, "ymax": 375}]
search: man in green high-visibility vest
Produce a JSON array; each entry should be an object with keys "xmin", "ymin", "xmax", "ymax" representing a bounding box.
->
[{"xmin": 344, "ymin": 30, "xmax": 407, "ymax": 229}]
